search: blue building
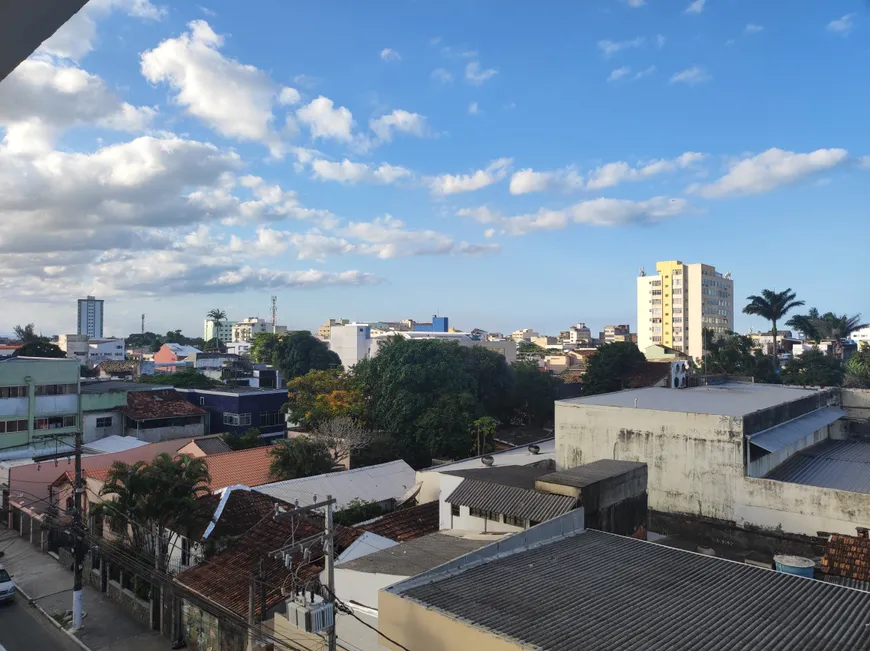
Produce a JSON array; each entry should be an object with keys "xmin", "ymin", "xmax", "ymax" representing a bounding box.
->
[
  {"xmin": 413, "ymin": 315, "xmax": 449, "ymax": 333},
  {"xmin": 182, "ymin": 387, "xmax": 287, "ymax": 439}
]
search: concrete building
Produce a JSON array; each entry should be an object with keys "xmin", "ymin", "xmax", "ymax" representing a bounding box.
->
[
  {"xmin": 637, "ymin": 260, "xmax": 733, "ymax": 362},
  {"xmin": 180, "ymin": 386, "xmax": 288, "ymax": 438},
  {"xmin": 80, "ymin": 380, "xmax": 171, "ymax": 443},
  {"xmin": 57, "ymin": 334, "xmax": 90, "ymax": 364},
  {"xmin": 317, "ymin": 318, "xmax": 349, "ymax": 340},
  {"xmin": 203, "ymin": 318, "xmax": 233, "ymax": 343},
  {"xmin": 0, "ymin": 357, "xmax": 81, "ymax": 455},
  {"xmin": 330, "ymin": 322, "xmax": 373, "ymax": 369},
  {"xmin": 852, "ymin": 325, "xmax": 870, "ymax": 348},
  {"xmin": 600, "ymin": 324, "xmax": 630, "ymax": 344},
  {"xmin": 87, "ymin": 338, "xmax": 126, "ymax": 365},
  {"xmin": 122, "ymin": 389, "xmax": 207, "ymax": 442},
  {"xmin": 413, "ymin": 315, "xmax": 449, "ymax": 333},
  {"xmin": 510, "ymin": 328, "xmax": 538, "ymax": 341},
  {"xmin": 152, "ymin": 343, "xmax": 200, "ymax": 373},
  {"xmin": 378, "ymin": 509, "xmax": 870, "ymax": 651},
  {"xmin": 554, "ymin": 382, "xmax": 870, "ymax": 548},
  {"xmin": 77, "ymin": 295, "xmax": 104, "ymax": 339},
  {"xmin": 568, "ymin": 323, "xmax": 592, "ymax": 344},
  {"xmin": 231, "ymin": 317, "xmax": 269, "ymax": 342}
]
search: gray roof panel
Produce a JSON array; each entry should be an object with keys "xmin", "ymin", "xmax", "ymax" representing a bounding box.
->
[
  {"xmin": 445, "ymin": 479, "xmax": 576, "ymax": 522},
  {"xmin": 765, "ymin": 440, "xmax": 870, "ymax": 494},
  {"xmin": 396, "ymin": 530, "xmax": 870, "ymax": 650},
  {"xmin": 336, "ymin": 533, "xmax": 491, "ymax": 576},
  {"xmin": 537, "ymin": 459, "xmax": 647, "ymax": 488},
  {"xmin": 441, "ymin": 462, "xmax": 555, "ymax": 489},
  {"xmin": 750, "ymin": 407, "xmax": 846, "ymax": 453}
]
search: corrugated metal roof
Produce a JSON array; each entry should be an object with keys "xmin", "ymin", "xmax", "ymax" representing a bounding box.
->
[
  {"xmin": 537, "ymin": 459, "xmax": 647, "ymax": 488},
  {"xmin": 442, "ymin": 462, "xmax": 555, "ymax": 489},
  {"xmin": 765, "ymin": 440, "xmax": 870, "ymax": 494},
  {"xmin": 254, "ymin": 460, "xmax": 415, "ymax": 510},
  {"xmin": 395, "ymin": 530, "xmax": 870, "ymax": 651},
  {"xmin": 445, "ymin": 479, "xmax": 576, "ymax": 522},
  {"xmin": 825, "ymin": 575, "xmax": 870, "ymax": 592},
  {"xmin": 337, "ymin": 533, "xmax": 492, "ymax": 576},
  {"xmin": 750, "ymin": 407, "xmax": 846, "ymax": 453}
]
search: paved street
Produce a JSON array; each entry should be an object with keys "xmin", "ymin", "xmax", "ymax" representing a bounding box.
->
[{"xmin": 0, "ymin": 599, "xmax": 81, "ymax": 651}]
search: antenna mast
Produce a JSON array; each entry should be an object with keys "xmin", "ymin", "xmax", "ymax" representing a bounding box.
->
[
  {"xmin": 141, "ymin": 313, "xmax": 145, "ymax": 334},
  {"xmin": 271, "ymin": 296, "xmax": 278, "ymax": 333}
]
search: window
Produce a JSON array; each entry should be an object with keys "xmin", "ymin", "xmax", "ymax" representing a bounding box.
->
[
  {"xmin": 199, "ymin": 397, "xmax": 205, "ymax": 406},
  {"xmin": 35, "ymin": 384, "xmax": 77, "ymax": 396},
  {"xmin": 0, "ymin": 386, "xmax": 28, "ymax": 398},
  {"xmin": 34, "ymin": 415, "xmax": 77, "ymax": 430},
  {"xmin": 260, "ymin": 412, "xmax": 283, "ymax": 427},
  {"xmin": 469, "ymin": 507, "xmax": 499, "ymax": 521},
  {"xmin": 223, "ymin": 412, "xmax": 252, "ymax": 426},
  {"xmin": 504, "ymin": 514, "xmax": 525, "ymax": 527},
  {"xmin": 0, "ymin": 419, "xmax": 28, "ymax": 433},
  {"xmin": 451, "ymin": 504, "xmax": 460, "ymax": 517},
  {"xmin": 96, "ymin": 417, "xmax": 113, "ymax": 428}
]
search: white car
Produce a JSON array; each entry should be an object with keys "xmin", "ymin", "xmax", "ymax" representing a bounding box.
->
[{"xmin": 0, "ymin": 565, "xmax": 15, "ymax": 603}]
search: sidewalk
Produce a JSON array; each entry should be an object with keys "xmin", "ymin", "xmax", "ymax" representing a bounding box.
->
[{"xmin": 0, "ymin": 530, "xmax": 168, "ymax": 651}]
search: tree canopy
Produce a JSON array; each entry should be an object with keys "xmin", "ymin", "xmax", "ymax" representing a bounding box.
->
[
  {"xmin": 581, "ymin": 342, "xmax": 646, "ymax": 396},
  {"xmin": 284, "ymin": 369, "xmax": 363, "ymax": 429},
  {"xmin": 845, "ymin": 343, "xmax": 870, "ymax": 388},
  {"xmin": 743, "ymin": 288, "xmax": 804, "ymax": 365},
  {"xmin": 138, "ymin": 369, "xmax": 219, "ymax": 388},
  {"xmin": 126, "ymin": 331, "xmax": 206, "ymax": 353},
  {"xmin": 250, "ymin": 331, "xmax": 341, "ymax": 379},
  {"xmin": 701, "ymin": 329, "xmax": 778, "ymax": 383},
  {"xmin": 13, "ymin": 341, "xmax": 66, "ymax": 358},
  {"xmin": 269, "ymin": 436, "xmax": 335, "ymax": 481},
  {"xmin": 13, "ymin": 323, "xmax": 48, "ymax": 344},
  {"xmin": 780, "ymin": 349, "xmax": 844, "ymax": 387}
]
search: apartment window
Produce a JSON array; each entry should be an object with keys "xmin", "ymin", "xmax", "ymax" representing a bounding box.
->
[
  {"xmin": 651, "ymin": 299, "xmax": 662, "ymax": 305},
  {"xmin": 35, "ymin": 384, "xmax": 77, "ymax": 396},
  {"xmin": 260, "ymin": 412, "xmax": 283, "ymax": 427},
  {"xmin": 0, "ymin": 419, "xmax": 28, "ymax": 433},
  {"xmin": 451, "ymin": 504, "xmax": 460, "ymax": 517},
  {"xmin": 651, "ymin": 290, "xmax": 662, "ymax": 296},
  {"xmin": 0, "ymin": 386, "xmax": 28, "ymax": 398},
  {"xmin": 95, "ymin": 416, "xmax": 113, "ymax": 428},
  {"xmin": 34, "ymin": 415, "xmax": 77, "ymax": 430},
  {"xmin": 199, "ymin": 397, "xmax": 205, "ymax": 406},
  {"xmin": 223, "ymin": 412, "xmax": 252, "ymax": 426},
  {"xmin": 469, "ymin": 507, "xmax": 499, "ymax": 521},
  {"xmin": 504, "ymin": 514, "xmax": 525, "ymax": 527}
]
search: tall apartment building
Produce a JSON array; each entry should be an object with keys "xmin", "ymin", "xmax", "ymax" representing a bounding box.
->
[
  {"xmin": 317, "ymin": 318, "xmax": 349, "ymax": 340},
  {"xmin": 204, "ymin": 318, "xmax": 234, "ymax": 343},
  {"xmin": 600, "ymin": 324, "xmax": 630, "ymax": 344},
  {"xmin": 77, "ymin": 295, "xmax": 104, "ymax": 338},
  {"xmin": 637, "ymin": 260, "xmax": 733, "ymax": 361},
  {"xmin": 231, "ymin": 317, "xmax": 269, "ymax": 342}
]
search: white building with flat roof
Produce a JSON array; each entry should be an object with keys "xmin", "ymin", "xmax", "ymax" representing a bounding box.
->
[
  {"xmin": 203, "ymin": 318, "xmax": 234, "ymax": 343},
  {"xmin": 77, "ymin": 295, "xmax": 104, "ymax": 339}
]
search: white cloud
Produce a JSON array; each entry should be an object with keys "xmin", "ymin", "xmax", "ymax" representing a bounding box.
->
[
  {"xmin": 635, "ymin": 65, "xmax": 656, "ymax": 78},
  {"xmin": 228, "ymin": 227, "xmax": 290, "ymax": 256},
  {"xmin": 0, "ymin": 57, "xmax": 155, "ymax": 153},
  {"xmin": 456, "ymin": 242, "xmax": 501, "ymax": 255},
  {"xmin": 296, "ymin": 96, "xmax": 355, "ymax": 142},
  {"xmin": 624, "ymin": 0, "xmax": 646, "ymax": 6},
  {"xmin": 278, "ymin": 87, "xmax": 301, "ymax": 105},
  {"xmin": 586, "ymin": 152, "xmax": 706, "ymax": 189},
  {"xmin": 598, "ymin": 37, "xmax": 644, "ymax": 57},
  {"xmin": 369, "ymin": 109, "xmax": 428, "ymax": 142},
  {"xmin": 608, "ymin": 67, "xmax": 632, "ymax": 81},
  {"xmin": 509, "ymin": 168, "xmax": 584, "ymax": 195},
  {"xmin": 685, "ymin": 0, "xmax": 705, "ymax": 14},
  {"xmin": 380, "ymin": 48, "xmax": 401, "ymax": 62},
  {"xmin": 465, "ymin": 61, "xmax": 498, "ymax": 85},
  {"xmin": 670, "ymin": 65, "xmax": 711, "ymax": 85},
  {"xmin": 745, "ymin": 24, "xmax": 764, "ymax": 34},
  {"xmin": 431, "ymin": 68, "xmax": 453, "ymax": 84},
  {"xmin": 827, "ymin": 13, "xmax": 856, "ymax": 35},
  {"xmin": 691, "ymin": 147, "xmax": 849, "ymax": 198},
  {"xmin": 860, "ymin": 156, "xmax": 870, "ymax": 170},
  {"xmin": 468, "ymin": 102, "xmax": 480, "ymax": 115},
  {"xmin": 141, "ymin": 21, "xmax": 286, "ymax": 154},
  {"xmin": 309, "ymin": 159, "xmax": 412, "ymax": 185},
  {"xmin": 656, "ymin": 34, "xmax": 666, "ymax": 48},
  {"xmin": 39, "ymin": 0, "xmax": 166, "ymax": 61},
  {"xmin": 427, "ymin": 158, "xmax": 513, "ymax": 195}
]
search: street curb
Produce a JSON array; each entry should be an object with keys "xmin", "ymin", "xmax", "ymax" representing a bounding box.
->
[{"xmin": 15, "ymin": 583, "xmax": 92, "ymax": 651}]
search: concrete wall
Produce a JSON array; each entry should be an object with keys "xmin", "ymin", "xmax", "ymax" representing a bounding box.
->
[
  {"xmin": 842, "ymin": 389, "xmax": 870, "ymax": 435},
  {"xmin": 556, "ymin": 402, "xmax": 743, "ymax": 521},
  {"xmin": 132, "ymin": 421, "xmax": 204, "ymax": 443},
  {"xmin": 335, "ymin": 568, "xmax": 407, "ymax": 610},
  {"xmin": 82, "ymin": 410, "xmax": 123, "ymax": 442}
]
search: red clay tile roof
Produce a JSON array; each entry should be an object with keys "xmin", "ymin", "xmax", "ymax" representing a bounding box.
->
[
  {"xmin": 204, "ymin": 447, "xmax": 275, "ymax": 491},
  {"xmin": 175, "ymin": 510, "xmax": 362, "ymax": 617},
  {"xmin": 122, "ymin": 388, "xmax": 206, "ymax": 421},
  {"xmin": 622, "ymin": 361, "xmax": 671, "ymax": 389},
  {"xmin": 358, "ymin": 501, "xmax": 439, "ymax": 542},
  {"xmin": 822, "ymin": 533, "xmax": 870, "ymax": 581},
  {"xmin": 188, "ymin": 489, "xmax": 278, "ymax": 541}
]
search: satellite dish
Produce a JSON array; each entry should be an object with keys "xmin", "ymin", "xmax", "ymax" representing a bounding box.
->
[
  {"xmin": 481, "ymin": 455, "xmax": 494, "ymax": 466},
  {"xmin": 395, "ymin": 482, "xmax": 422, "ymax": 508}
]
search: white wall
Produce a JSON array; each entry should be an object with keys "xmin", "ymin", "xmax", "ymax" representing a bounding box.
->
[
  {"xmin": 334, "ymin": 568, "xmax": 407, "ymax": 610},
  {"xmin": 437, "ymin": 474, "xmax": 527, "ymax": 534},
  {"xmin": 636, "ymin": 275, "xmax": 654, "ymax": 351},
  {"xmin": 330, "ymin": 324, "xmax": 372, "ymax": 370},
  {"xmin": 35, "ymin": 394, "xmax": 78, "ymax": 415},
  {"xmin": 82, "ymin": 410, "xmax": 122, "ymax": 443}
]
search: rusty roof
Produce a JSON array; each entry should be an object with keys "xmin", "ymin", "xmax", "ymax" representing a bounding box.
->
[
  {"xmin": 822, "ymin": 533, "xmax": 870, "ymax": 582},
  {"xmin": 359, "ymin": 501, "xmax": 439, "ymax": 542},
  {"xmin": 121, "ymin": 389, "xmax": 206, "ymax": 421}
]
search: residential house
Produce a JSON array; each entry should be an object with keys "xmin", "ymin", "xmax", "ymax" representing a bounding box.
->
[
  {"xmin": 122, "ymin": 389, "xmax": 207, "ymax": 442},
  {"xmin": 378, "ymin": 509, "xmax": 870, "ymax": 651},
  {"xmin": 181, "ymin": 386, "xmax": 288, "ymax": 438},
  {"xmin": 152, "ymin": 343, "xmax": 201, "ymax": 373},
  {"xmin": 80, "ymin": 380, "xmax": 172, "ymax": 443},
  {"xmin": 188, "ymin": 352, "xmax": 242, "ymax": 382},
  {"xmin": 176, "ymin": 434, "xmax": 232, "ymax": 457},
  {"xmin": 95, "ymin": 359, "xmax": 155, "ymax": 380},
  {"xmin": 356, "ymin": 500, "xmax": 440, "ymax": 542},
  {"xmin": 255, "ymin": 460, "xmax": 416, "ymax": 512},
  {"xmin": 555, "ymin": 382, "xmax": 870, "ymax": 550},
  {"xmin": 87, "ymin": 338, "xmax": 126, "ymax": 366},
  {"xmin": 644, "ymin": 343, "xmax": 688, "ymax": 361}
]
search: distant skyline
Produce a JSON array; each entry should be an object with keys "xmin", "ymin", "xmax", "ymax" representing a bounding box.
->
[{"xmin": 1, "ymin": 1, "xmax": 867, "ymax": 339}]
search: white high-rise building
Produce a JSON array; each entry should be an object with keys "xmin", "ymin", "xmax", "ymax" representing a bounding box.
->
[
  {"xmin": 204, "ymin": 318, "xmax": 234, "ymax": 343},
  {"xmin": 637, "ymin": 260, "xmax": 733, "ymax": 362},
  {"xmin": 232, "ymin": 317, "xmax": 269, "ymax": 342},
  {"xmin": 77, "ymin": 295, "xmax": 104, "ymax": 339}
]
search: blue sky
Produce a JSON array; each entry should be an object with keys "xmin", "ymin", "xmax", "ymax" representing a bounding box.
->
[{"xmin": 0, "ymin": 0, "xmax": 867, "ymax": 339}]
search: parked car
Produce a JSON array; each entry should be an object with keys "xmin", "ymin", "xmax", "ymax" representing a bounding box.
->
[{"xmin": 0, "ymin": 565, "xmax": 15, "ymax": 603}]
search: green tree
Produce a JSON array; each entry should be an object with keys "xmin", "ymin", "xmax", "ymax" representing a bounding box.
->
[
  {"xmin": 780, "ymin": 349, "xmax": 844, "ymax": 387},
  {"xmin": 205, "ymin": 309, "xmax": 227, "ymax": 351},
  {"xmin": 284, "ymin": 369, "xmax": 363, "ymax": 429},
  {"xmin": 222, "ymin": 427, "xmax": 264, "ymax": 450},
  {"xmin": 333, "ymin": 499, "xmax": 383, "ymax": 526},
  {"xmin": 743, "ymin": 288, "xmax": 805, "ymax": 368},
  {"xmin": 250, "ymin": 331, "xmax": 341, "ymax": 379},
  {"xmin": 701, "ymin": 329, "xmax": 778, "ymax": 382},
  {"xmin": 269, "ymin": 436, "xmax": 335, "ymax": 481},
  {"xmin": 581, "ymin": 342, "xmax": 646, "ymax": 396},
  {"xmin": 470, "ymin": 416, "xmax": 499, "ymax": 456},
  {"xmin": 846, "ymin": 343, "xmax": 870, "ymax": 388},
  {"xmin": 517, "ymin": 341, "xmax": 547, "ymax": 356},
  {"xmin": 12, "ymin": 341, "xmax": 66, "ymax": 358},
  {"xmin": 13, "ymin": 323, "xmax": 47, "ymax": 343},
  {"xmin": 138, "ymin": 369, "xmax": 218, "ymax": 388},
  {"xmin": 785, "ymin": 308, "xmax": 822, "ymax": 342},
  {"xmin": 814, "ymin": 313, "xmax": 867, "ymax": 358},
  {"xmin": 511, "ymin": 361, "xmax": 561, "ymax": 426}
]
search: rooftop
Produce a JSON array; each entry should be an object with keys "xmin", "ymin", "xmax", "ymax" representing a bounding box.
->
[
  {"xmin": 764, "ymin": 439, "xmax": 870, "ymax": 494},
  {"xmin": 337, "ymin": 532, "xmax": 492, "ymax": 576},
  {"xmin": 81, "ymin": 380, "xmax": 168, "ymax": 394},
  {"xmin": 121, "ymin": 389, "xmax": 207, "ymax": 421},
  {"xmin": 442, "ymin": 461, "xmax": 556, "ymax": 490},
  {"xmin": 537, "ymin": 459, "xmax": 647, "ymax": 488},
  {"xmin": 189, "ymin": 435, "xmax": 232, "ymax": 455},
  {"xmin": 82, "ymin": 436, "xmax": 149, "ymax": 454},
  {"xmin": 182, "ymin": 386, "xmax": 287, "ymax": 395},
  {"xmin": 446, "ymin": 478, "xmax": 577, "ymax": 523},
  {"xmin": 163, "ymin": 343, "xmax": 201, "ymax": 357},
  {"xmin": 822, "ymin": 533, "xmax": 870, "ymax": 585},
  {"xmin": 255, "ymin": 459, "xmax": 415, "ymax": 510},
  {"xmin": 559, "ymin": 382, "xmax": 820, "ymax": 416},
  {"xmin": 391, "ymin": 529, "xmax": 870, "ymax": 651},
  {"xmin": 425, "ymin": 438, "xmax": 555, "ymax": 473},
  {"xmin": 358, "ymin": 501, "xmax": 440, "ymax": 542}
]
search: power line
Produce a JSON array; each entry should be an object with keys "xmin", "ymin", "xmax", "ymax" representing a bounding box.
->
[{"xmin": 320, "ymin": 584, "xmax": 411, "ymax": 651}]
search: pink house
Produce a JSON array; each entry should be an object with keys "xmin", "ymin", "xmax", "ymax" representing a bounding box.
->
[{"xmin": 152, "ymin": 343, "xmax": 201, "ymax": 373}]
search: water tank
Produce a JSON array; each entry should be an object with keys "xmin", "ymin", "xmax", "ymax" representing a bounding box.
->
[{"xmin": 773, "ymin": 555, "xmax": 815, "ymax": 578}]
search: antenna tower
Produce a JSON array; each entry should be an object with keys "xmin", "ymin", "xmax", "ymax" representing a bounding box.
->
[
  {"xmin": 271, "ymin": 296, "xmax": 278, "ymax": 333},
  {"xmin": 141, "ymin": 313, "xmax": 145, "ymax": 334}
]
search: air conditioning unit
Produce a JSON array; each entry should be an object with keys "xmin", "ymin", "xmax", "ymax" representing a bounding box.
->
[
  {"xmin": 285, "ymin": 599, "xmax": 334, "ymax": 634},
  {"xmin": 670, "ymin": 361, "xmax": 689, "ymax": 389}
]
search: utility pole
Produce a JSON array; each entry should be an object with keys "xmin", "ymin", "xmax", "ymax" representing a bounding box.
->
[
  {"xmin": 72, "ymin": 427, "xmax": 83, "ymax": 630},
  {"xmin": 325, "ymin": 495, "xmax": 336, "ymax": 651}
]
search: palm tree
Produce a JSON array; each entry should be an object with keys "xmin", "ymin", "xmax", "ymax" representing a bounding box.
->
[
  {"xmin": 786, "ymin": 308, "xmax": 822, "ymax": 342},
  {"xmin": 743, "ymin": 288, "xmax": 805, "ymax": 368},
  {"xmin": 814, "ymin": 313, "xmax": 868, "ymax": 358},
  {"xmin": 94, "ymin": 460, "xmax": 152, "ymax": 549},
  {"xmin": 206, "ymin": 309, "xmax": 227, "ymax": 351}
]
